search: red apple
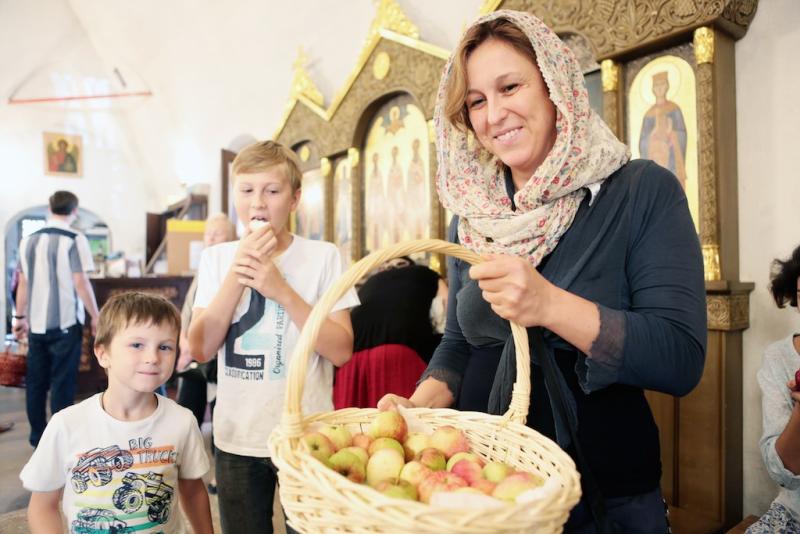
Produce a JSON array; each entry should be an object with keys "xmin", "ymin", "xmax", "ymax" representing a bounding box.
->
[
  {"xmin": 417, "ymin": 471, "xmax": 468, "ymax": 504},
  {"xmin": 319, "ymin": 424, "xmax": 353, "ymax": 451},
  {"xmin": 366, "ymin": 448, "xmax": 405, "ymax": 487},
  {"xmin": 403, "ymin": 432, "xmax": 431, "ymax": 462},
  {"xmin": 328, "ymin": 449, "xmax": 366, "ymax": 483},
  {"xmin": 375, "ymin": 478, "xmax": 418, "ymax": 501},
  {"xmin": 302, "ymin": 431, "xmax": 335, "ymax": 464},
  {"xmin": 399, "ymin": 460, "xmax": 432, "ymax": 487},
  {"xmin": 446, "ymin": 451, "xmax": 483, "ymax": 471},
  {"xmin": 794, "ymin": 368, "xmax": 800, "ymax": 391},
  {"xmin": 470, "ymin": 478, "xmax": 497, "ymax": 496},
  {"xmin": 415, "ymin": 447, "xmax": 446, "ymax": 472},
  {"xmin": 491, "ymin": 472, "xmax": 544, "ymax": 502},
  {"xmin": 430, "ymin": 426, "xmax": 470, "ymax": 459},
  {"xmin": 450, "ymin": 458, "xmax": 483, "ymax": 485},
  {"xmin": 368, "ymin": 437, "xmax": 405, "ymax": 458},
  {"xmin": 369, "ymin": 410, "xmax": 408, "ymax": 442},
  {"xmin": 352, "ymin": 433, "xmax": 373, "ymax": 451}
]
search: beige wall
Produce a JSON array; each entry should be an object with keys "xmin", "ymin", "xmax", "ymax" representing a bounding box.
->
[{"xmin": 736, "ymin": 0, "xmax": 800, "ymax": 517}]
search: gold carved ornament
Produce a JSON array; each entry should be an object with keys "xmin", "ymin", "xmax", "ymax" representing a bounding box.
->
[
  {"xmin": 694, "ymin": 26, "xmax": 715, "ymax": 64},
  {"xmin": 320, "ymin": 157, "xmax": 331, "ymax": 177},
  {"xmin": 373, "ymin": 51, "xmax": 391, "ymax": 80},
  {"xmin": 706, "ymin": 294, "xmax": 750, "ymax": 331},
  {"xmin": 348, "ymin": 147, "xmax": 360, "ymax": 168},
  {"xmin": 600, "ymin": 59, "xmax": 619, "ymax": 92}
]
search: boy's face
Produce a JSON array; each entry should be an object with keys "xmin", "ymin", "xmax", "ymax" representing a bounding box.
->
[
  {"xmin": 95, "ymin": 321, "xmax": 178, "ymax": 395},
  {"xmin": 234, "ymin": 166, "xmax": 300, "ymax": 236}
]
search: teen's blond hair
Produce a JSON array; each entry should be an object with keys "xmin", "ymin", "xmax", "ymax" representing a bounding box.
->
[
  {"xmin": 94, "ymin": 292, "xmax": 181, "ymax": 348},
  {"xmin": 444, "ymin": 17, "xmax": 538, "ymax": 132},
  {"xmin": 232, "ymin": 140, "xmax": 303, "ymax": 192}
]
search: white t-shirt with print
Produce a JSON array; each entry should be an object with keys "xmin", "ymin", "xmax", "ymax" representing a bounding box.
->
[
  {"xmin": 193, "ymin": 235, "xmax": 359, "ymax": 457},
  {"xmin": 20, "ymin": 393, "xmax": 209, "ymax": 534}
]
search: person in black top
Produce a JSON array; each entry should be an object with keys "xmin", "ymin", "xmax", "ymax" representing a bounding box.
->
[{"xmin": 378, "ymin": 11, "xmax": 706, "ymax": 533}]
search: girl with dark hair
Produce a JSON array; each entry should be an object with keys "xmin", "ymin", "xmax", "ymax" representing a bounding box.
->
[{"xmin": 748, "ymin": 245, "xmax": 800, "ymax": 533}]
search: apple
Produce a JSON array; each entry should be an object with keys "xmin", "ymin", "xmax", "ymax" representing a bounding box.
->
[
  {"xmin": 454, "ymin": 487, "xmax": 485, "ymax": 495},
  {"xmin": 491, "ymin": 472, "xmax": 544, "ymax": 502},
  {"xmin": 450, "ymin": 458, "xmax": 483, "ymax": 485},
  {"xmin": 417, "ymin": 471, "xmax": 468, "ymax": 504},
  {"xmin": 415, "ymin": 447, "xmax": 446, "ymax": 472},
  {"xmin": 319, "ymin": 424, "xmax": 353, "ymax": 451},
  {"xmin": 399, "ymin": 461, "xmax": 432, "ymax": 487},
  {"xmin": 482, "ymin": 461, "xmax": 514, "ymax": 483},
  {"xmin": 302, "ymin": 432, "xmax": 335, "ymax": 464},
  {"xmin": 366, "ymin": 449, "xmax": 405, "ymax": 487},
  {"xmin": 340, "ymin": 446, "xmax": 369, "ymax": 465},
  {"xmin": 328, "ymin": 449, "xmax": 366, "ymax": 483},
  {"xmin": 470, "ymin": 479, "xmax": 497, "ymax": 496},
  {"xmin": 375, "ymin": 478, "xmax": 418, "ymax": 501},
  {"xmin": 368, "ymin": 411, "xmax": 408, "ymax": 442},
  {"xmin": 446, "ymin": 452, "xmax": 483, "ymax": 471},
  {"xmin": 368, "ymin": 437, "xmax": 405, "ymax": 458},
  {"xmin": 403, "ymin": 432, "xmax": 431, "ymax": 462},
  {"xmin": 795, "ymin": 368, "xmax": 800, "ymax": 392},
  {"xmin": 352, "ymin": 433, "xmax": 373, "ymax": 451},
  {"xmin": 429, "ymin": 426, "xmax": 470, "ymax": 459}
]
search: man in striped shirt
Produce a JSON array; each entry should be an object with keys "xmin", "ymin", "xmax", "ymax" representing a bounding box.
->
[{"xmin": 12, "ymin": 191, "xmax": 100, "ymax": 447}]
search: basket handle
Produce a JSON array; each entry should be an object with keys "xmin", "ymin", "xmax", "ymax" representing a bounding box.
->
[{"xmin": 281, "ymin": 239, "xmax": 531, "ymax": 439}]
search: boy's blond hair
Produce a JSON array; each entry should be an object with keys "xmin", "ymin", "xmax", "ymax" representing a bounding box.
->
[
  {"xmin": 232, "ymin": 140, "xmax": 303, "ymax": 192},
  {"xmin": 94, "ymin": 292, "xmax": 181, "ymax": 348}
]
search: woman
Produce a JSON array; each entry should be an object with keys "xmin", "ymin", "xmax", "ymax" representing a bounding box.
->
[
  {"xmin": 747, "ymin": 246, "xmax": 800, "ymax": 533},
  {"xmin": 378, "ymin": 11, "xmax": 706, "ymax": 532}
]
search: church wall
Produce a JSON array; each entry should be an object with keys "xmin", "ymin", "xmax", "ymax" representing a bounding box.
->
[{"xmin": 736, "ymin": 0, "xmax": 800, "ymax": 517}]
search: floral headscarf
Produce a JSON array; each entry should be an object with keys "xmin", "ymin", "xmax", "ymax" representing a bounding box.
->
[{"xmin": 434, "ymin": 10, "xmax": 630, "ymax": 266}]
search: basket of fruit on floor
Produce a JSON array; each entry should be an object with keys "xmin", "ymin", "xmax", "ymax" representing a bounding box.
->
[{"xmin": 268, "ymin": 239, "xmax": 581, "ymax": 533}]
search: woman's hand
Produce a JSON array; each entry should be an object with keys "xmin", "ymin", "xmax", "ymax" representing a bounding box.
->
[
  {"xmin": 377, "ymin": 394, "xmax": 416, "ymax": 411},
  {"xmin": 468, "ymin": 254, "xmax": 556, "ymax": 328}
]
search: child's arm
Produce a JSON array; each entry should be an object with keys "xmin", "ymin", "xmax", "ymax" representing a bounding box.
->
[
  {"xmin": 27, "ymin": 490, "xmax": 63, "ymax": 534},
  {"xmin": 234, "ymin": 251, "xmax": 354, "ymax": 366},
  {"xmin": 179, "ymin": 478, "xmax": 214, "ymax": 534},
  {"xmin": 189, "ymin": 227, "xmax": 276, "ymax": 361}
]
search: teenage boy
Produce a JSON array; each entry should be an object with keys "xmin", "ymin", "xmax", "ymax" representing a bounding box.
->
[
  {"xmin": 189, "ymin": 140, "xmax": 358, "ymax": 533},
  {"xmin": 21, "ymin": 292, "xmax": 213, "ymax": 534}
]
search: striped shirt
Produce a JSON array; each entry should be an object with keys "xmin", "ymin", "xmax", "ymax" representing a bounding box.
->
[{"xmin": 19, "ymin": 220, "xmax": 95, "ymax": 334}]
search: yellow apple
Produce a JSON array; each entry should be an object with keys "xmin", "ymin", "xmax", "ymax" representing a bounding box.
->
[{"xmin": 366, "ymin": 448, "xmax": 405, "ymax": 487}]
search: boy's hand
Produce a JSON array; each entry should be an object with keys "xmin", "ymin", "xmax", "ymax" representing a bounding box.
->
[
  {"xmin": 233, "ymin": 249, "xmax": 291, "ymax": 302},
  {"xmin": 233, "ymin": 222, "xmax": 276, "ymax": 267}
]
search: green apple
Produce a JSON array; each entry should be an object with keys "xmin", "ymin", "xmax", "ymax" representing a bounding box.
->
[
  {"xmin": 399, "ymin": 460, "xmax": 432, "ymax": 487},
  {"xmin": 415, "ymin": 447, "xmax": 446, "ymax": 472},
  {"xmin": 340, "ymin": 446, "xmax": 368, "ymax": 465},
  {"xmin": 368, "ymin": 437, "xmax": 404, "ymax": 458},
  {"xmin": 403, "ymin": 432, "xmax": 431, "ymax": 462},
  {"xmin": 430, "ymin": 425, "xmax": 470, "ymax": 459},
  {"xmin": 302, "ymin": 431, "xmax": 335, "ymax": 464},
  {"xmin": 482, "ymin": 461, "xmax": 513, "ymax": 483},
  {"xmin": 319, "ymin": 424, "xmax": 353, "ymax": 451},
  {"xmin": 368, "ymin": 410, "xmax": 408, "ymax": 442},
  {"xmin": 375, "ymin": 478, "xmax": 418, "ymax": 501},
  {"xmin": 446, "ymin": 452, "xmax": 483, "ymax": 471},
  {"xmin": 328, "ymin": 449, "xmax": 366, "ymax": 483},
  {"xmin": 366, "ymin": 448, "xmax": 405, "ymax": 487}
]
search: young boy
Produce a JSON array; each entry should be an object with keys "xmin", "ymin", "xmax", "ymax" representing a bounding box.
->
[
  {"xmin": 21, "ymin": 292, "xmax": 213, "ymax": 534},
  {"xmin": 188, "ymin": 140, "xmax": 358, "ymax": 533}
]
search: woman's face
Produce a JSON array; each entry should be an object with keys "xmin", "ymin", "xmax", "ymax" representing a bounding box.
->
[{"xmin": 465, "ymin": 38, "xmax": 557, "ymax": 186}]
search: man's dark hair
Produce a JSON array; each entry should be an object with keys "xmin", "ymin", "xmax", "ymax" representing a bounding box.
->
[
  {"xmin": 770, "ymin": 244, "xmax": 800, "ymax": 308},
  {"xmin": 49, "ymin": 191, "xmax": 78, "ymax": 215}
]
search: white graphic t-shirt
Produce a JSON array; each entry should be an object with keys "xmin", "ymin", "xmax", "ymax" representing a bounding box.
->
[
  {"xmin": 20, "ymin": 394, "xmax": 209, "ymax": 534},
  {"xmin": 194, "ymin": 235, "xmax": 359, "ymax": 457}
]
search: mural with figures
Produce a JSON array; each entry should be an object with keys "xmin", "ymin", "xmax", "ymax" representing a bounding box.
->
[
  {"xmin": 333, "ymin": 158, "xmax": 353, "ymax": 268},
  {"xmin": 294, "ymin": 167, "xmax": 325, "ymax": 240},
  {"xmin": 628, "ymin": 55, "xmax": 698, "ymax": 232},
  {"xmin": 363, "ymin": 94, "xmax": 430, "ymax": 253}
]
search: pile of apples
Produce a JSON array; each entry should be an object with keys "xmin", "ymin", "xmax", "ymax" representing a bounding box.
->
[{"xmin": 301, "ymin": 411, "xmax": 543, "ymax": 504}]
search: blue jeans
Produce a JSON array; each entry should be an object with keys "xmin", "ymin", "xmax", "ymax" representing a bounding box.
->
[
  {"xmin": 564, "ymin": 487, "xmax": 670, "ymax": 533},
  {"xmin": 26, "ymin": 324, "xmax": 83, "ymax": 447},
  {"xmin": 215, "ymin": 449, "xmax": 297, "ymax": 534}
]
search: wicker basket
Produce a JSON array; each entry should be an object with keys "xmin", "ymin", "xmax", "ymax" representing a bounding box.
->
[
  {"xmin": 268, "ymin": 239, "xmax": 581, "ymax": 533},
  {"xmin": 0, "ymin": 342, "xmax": 27, "ymax": 388}
]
